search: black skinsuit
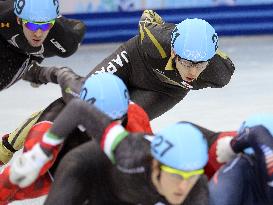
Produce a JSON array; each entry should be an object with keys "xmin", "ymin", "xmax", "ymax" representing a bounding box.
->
[
  {"xmin": 0, "ymin": 0, "xmax": 85, "ymax": 90},
  {"xmin": 43, "ymin": 98, "xmax": 210, "ymax": 205},
  {"xmin": 87, "ymin": 10, "xmax": 235, "ymax": 119},
  {"xmin": 22, "ymin": 9, "xmax": 235, "ymax": 120},
  {"xmin": 0, "ymin": 0, "xmax": 85, "ymax": 164},
  {"xmin": 0, "ymin": 10, "xmax": 234, "ymax": 170}
]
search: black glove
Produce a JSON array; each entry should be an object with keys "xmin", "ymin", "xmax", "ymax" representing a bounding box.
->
[
  {"xmin": 22, "ymin": 61, "xmax": 44, "ymax": 84},
  {"xmin": 23, "ymin": 61, "xmax": 59, "ymax": 85}
]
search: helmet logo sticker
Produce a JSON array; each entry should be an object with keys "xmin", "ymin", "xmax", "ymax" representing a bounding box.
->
[
  {"xmin": 80, "ymin": 88, "xmax": 96, "ymax": 104},
  {"xmin": 53, "ymin": 0, "xmax": 60, "ymax": 15},
  {"xmin": 14, "ymin": 0, "xmax": 25, "ymax": 15},
  {"xmin": 183, "ymin": 50, "xmax": 207, "ymax": 61},
  {"xmin": 86, "ymin": 97, "xmax": 96, "ymax": 104},
  {"xmin": 171, "ymin": 26, "xmax": 180, "ymax": 48},
  {"xmin": 212, "ymin": 34, "xmax": 218, "ymax": 51},
  {"xmin": 152, "ymin": 135, "xmax": 174, "ymax": 157},
  {"xmin": 50, "ymin": 39, "xmax": 66, "ymax": 53},
  {"xmin": 0, "ymin": 22, "xmax": 10, "ymax": 28},
  {"xmin": 7, "ymin": 34, "xmax": 19, "ymax": 48}
]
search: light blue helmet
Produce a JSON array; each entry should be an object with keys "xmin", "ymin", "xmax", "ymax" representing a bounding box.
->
[
  {"xmin": 238, "ymin": 114, "xmax": 273, "ymax": 155},
  {"xmin": 80, "ymin": 73, "xmax": 129, "ymax": 120},
  {"xmin": 171, "ymin": 18, "xmax": 218, "ymax": 62},
  {"xmin": 14, "ymin": 0, "xmax": 59, "ymax": 22},
  {"xmin": 151, "ymin": 122, "xmax": 208, "ymax": 171}
]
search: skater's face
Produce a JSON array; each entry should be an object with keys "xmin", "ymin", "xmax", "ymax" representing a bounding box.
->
[
  {"xmin": 152, "ymin": 160, "xmax": 201, "ymax": 205},
  {"xmin": 172, "ymin": 50, "xmax": 208, "ymax": 83},
  {"xmin": 18, "ymin": 18, "xmax": 54, "ymax": 47}
]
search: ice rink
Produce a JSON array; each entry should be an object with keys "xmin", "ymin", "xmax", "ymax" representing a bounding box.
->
[{"xmin": 1, "ymin": 35, "xmax": 273, "ymax": 204}]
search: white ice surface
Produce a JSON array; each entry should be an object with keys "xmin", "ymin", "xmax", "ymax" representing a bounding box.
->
[{"xmin": 0, "ymin": 35, "xmax": 273, "ymax": 204}]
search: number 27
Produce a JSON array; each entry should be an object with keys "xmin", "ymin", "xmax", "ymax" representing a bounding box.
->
[{"xmin": 152, "ymin": 135, "xmax": 174, "ymax": 157}]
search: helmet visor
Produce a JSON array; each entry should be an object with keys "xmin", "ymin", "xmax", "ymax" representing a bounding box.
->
[
  {"xmin": 176, "ymin": 55, "xmax": 209, "ymax": 70},
  {"xmin": 161, "ymin": 165, "xmax": 204, "ymax": 180},
  {"xmin": 22, "ymin": 19, "xmax": 55, "ymax": 32}
]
